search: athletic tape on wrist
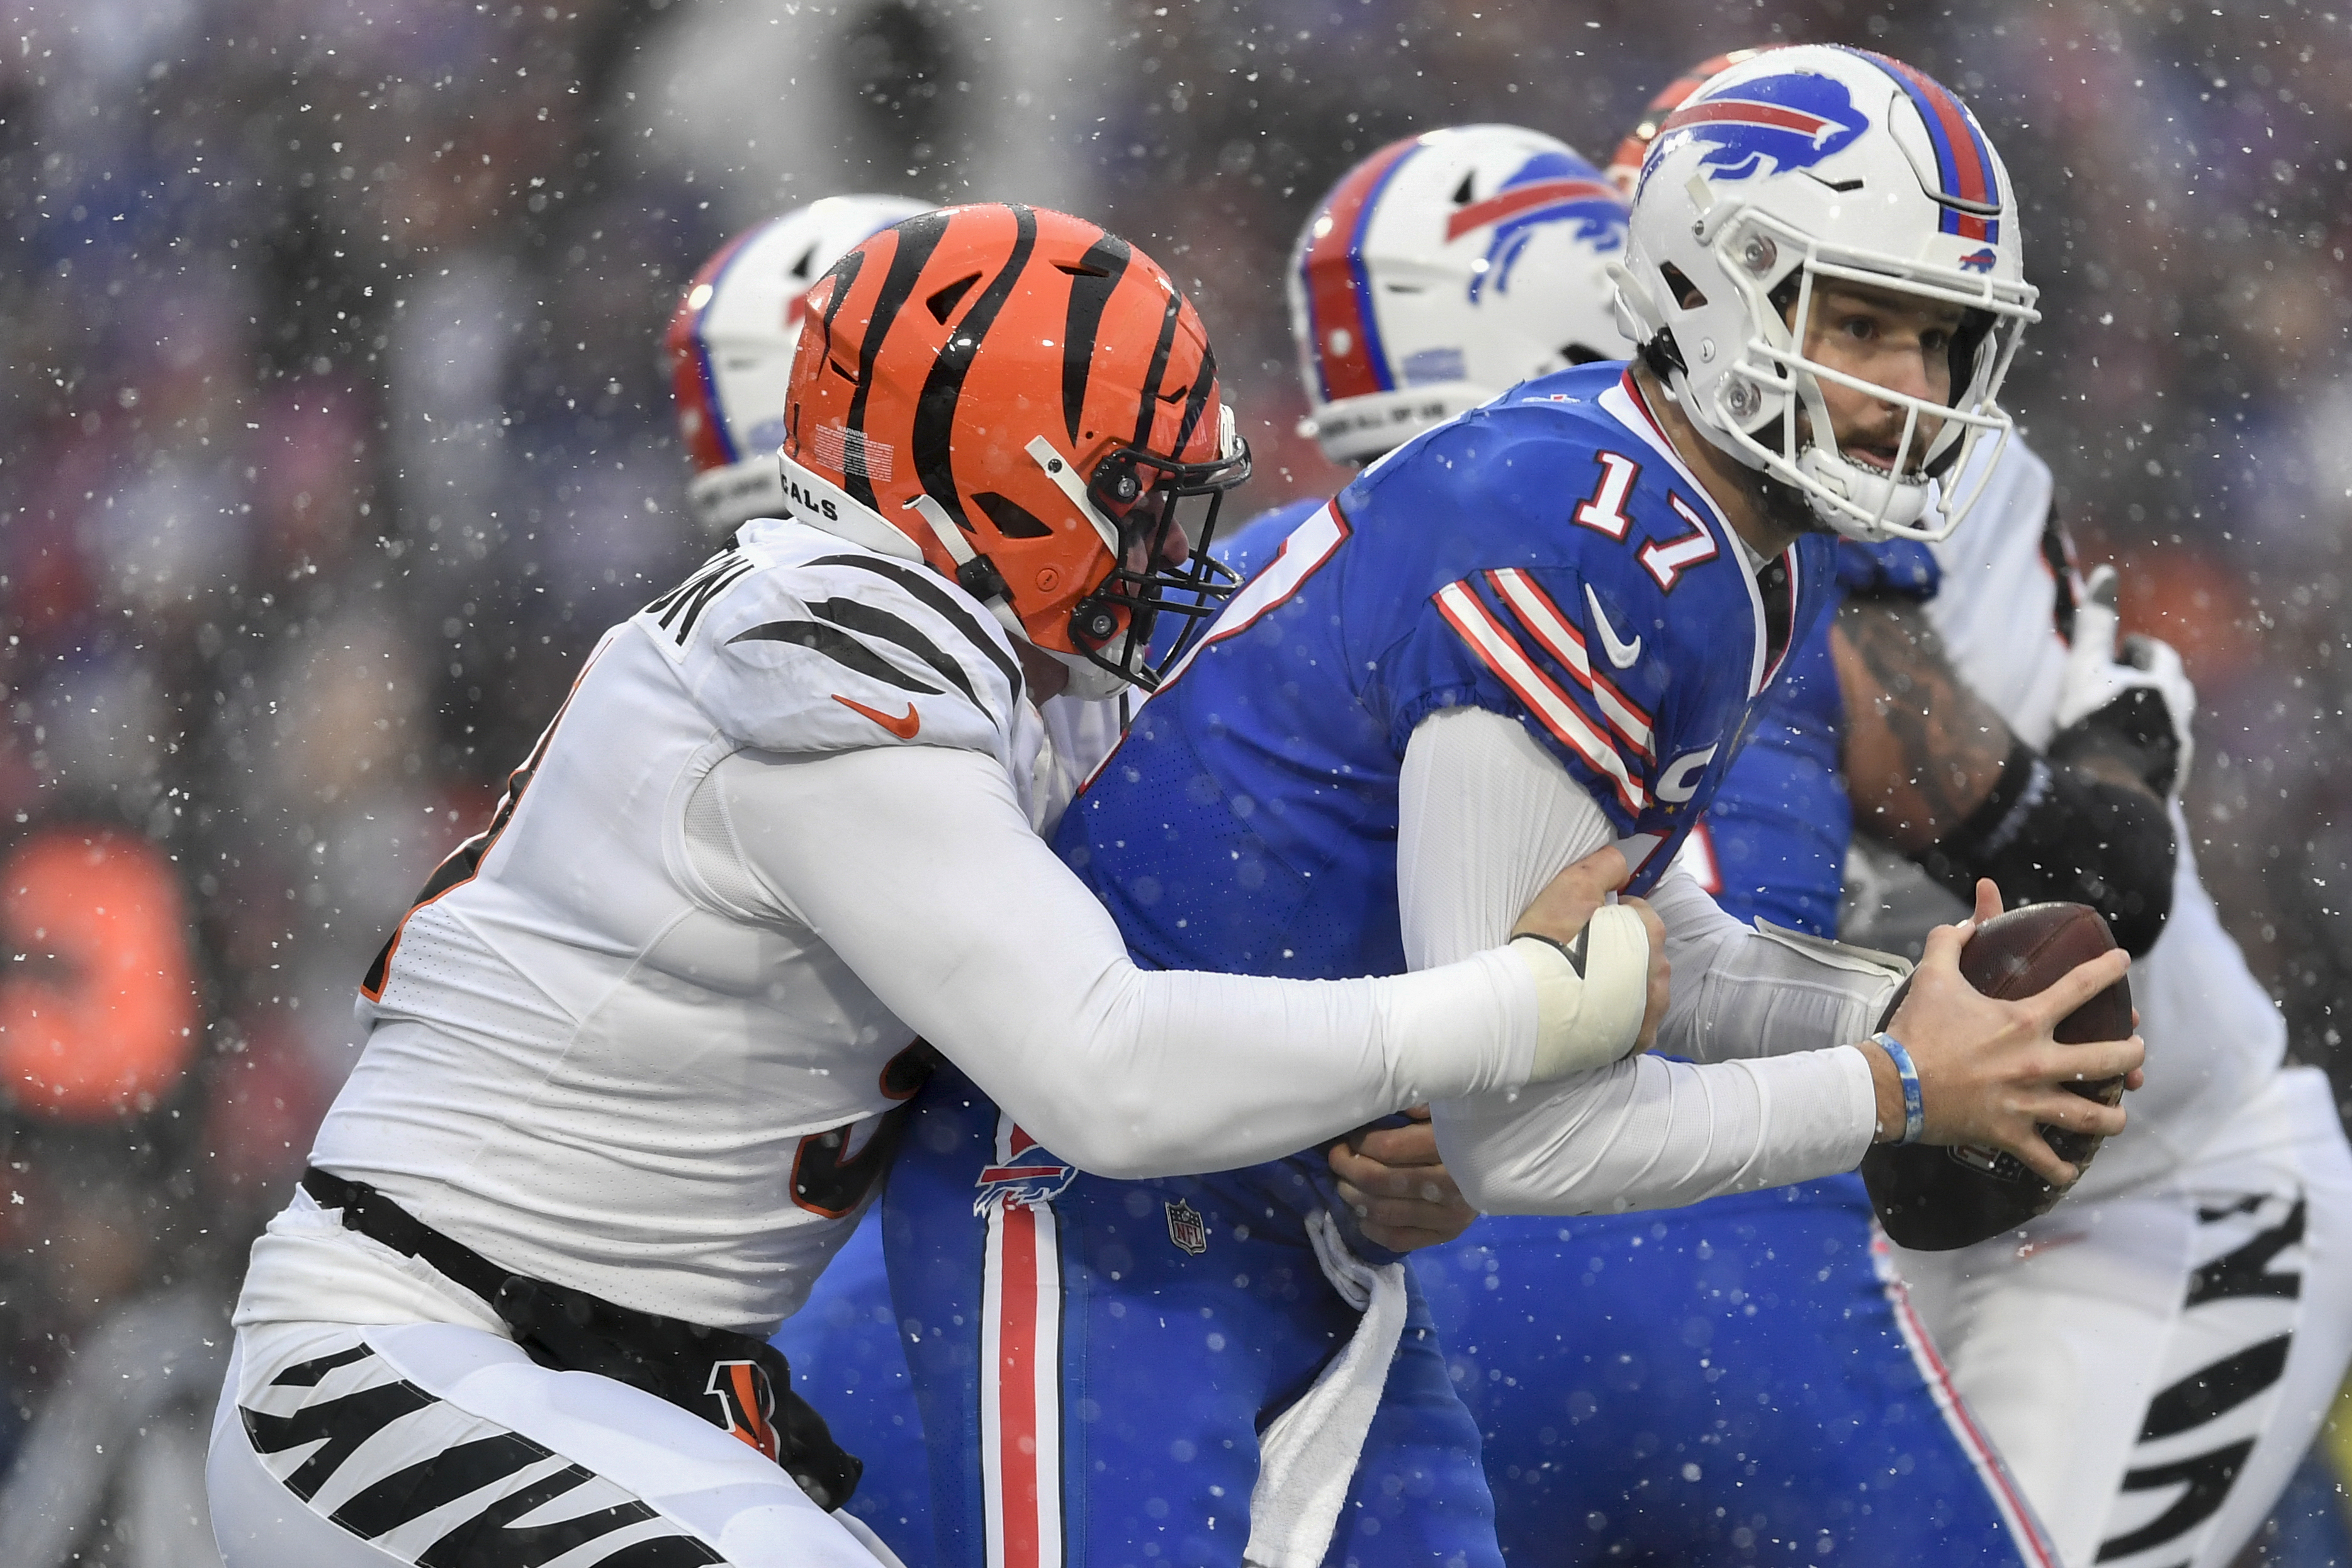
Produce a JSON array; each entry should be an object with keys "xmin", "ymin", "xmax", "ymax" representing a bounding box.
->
[
  {"xmin": 1872, "ymin": 1031, "xmax": 1926, "ymax": 1144},
  {"xmin": 1509, "ymin": 903, "xmax": 1651, "ymax": 1082}
]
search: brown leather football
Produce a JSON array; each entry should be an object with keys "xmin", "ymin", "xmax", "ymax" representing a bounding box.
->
[{"xmin": 1860, "ymin": 902, "xmax": 2134, "ymax": 1251}]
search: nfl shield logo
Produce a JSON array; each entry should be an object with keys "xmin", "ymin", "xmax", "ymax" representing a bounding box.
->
[{"xmin": 1165, "ymin": 1199, "xmax": 1208, "ymax": 1256}]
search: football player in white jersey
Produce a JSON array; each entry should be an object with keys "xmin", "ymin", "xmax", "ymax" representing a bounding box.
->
[
  {"xmin": 202, "ymin": 203, "xmax": 1682, "ymax": 1568},
  {"xmin": 665, "ymin": 193, "xmax": 948, "ymax": 1566},
  {"xmin": 1852, "ymin": 458, "xmax": 2352, "ymax": 1568}
]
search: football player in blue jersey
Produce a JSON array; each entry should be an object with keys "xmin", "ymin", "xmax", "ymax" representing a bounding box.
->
[
  {"xmin": 1349, "ymin": 69, "xmax": 2185, "ymax": 1567},
  {"xmin": 1239, "ymin": 104, "xmax": 2179, "ymax": 1568},
  {"xmin": 887, "ymin": 48, "xmax": 2147, "ymax": 1568}
]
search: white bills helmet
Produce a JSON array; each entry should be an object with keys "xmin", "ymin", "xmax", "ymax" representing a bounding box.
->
[
  {"xmin": 665, "ymin": 194, "xmax": 933, "ymax": 536},
  {"xmin": 1611, "ymin": 46, "xmax": 2039, "ymax": 542},
  {"xmin": 1288, "ymin": 125, "xmax": 1633, "ymax": 465}
]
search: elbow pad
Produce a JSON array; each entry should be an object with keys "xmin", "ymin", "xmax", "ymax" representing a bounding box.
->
[
  {"xmin": 1912, "ymin": 738, "xmax": 2177, "ymax": 956},
  {"xmin": 1509, "ymin": 904, "xmax": 1651, "ymax": 1081}
]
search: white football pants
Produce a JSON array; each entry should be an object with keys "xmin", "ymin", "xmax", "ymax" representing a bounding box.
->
[
  {"xmin": 1897, "ymin": 1065, "xmax": 2352, "ymax": 1568},
  {"xmin": 207, "ymin": 1318, "xmax": 901, "ymax": 1568}
]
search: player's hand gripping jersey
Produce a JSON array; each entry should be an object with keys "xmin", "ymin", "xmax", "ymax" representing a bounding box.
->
[
  {"xmin": 879, "ymin": 365, "xmax": 1893, "ymax": 1568},
  {"xmin": 1062, "ymin": 361, "xmax": 1834, "ymax": 978},
  {"xmin": 210, "ymin": 199, "xmax": 1663, "ymax": 1568}
]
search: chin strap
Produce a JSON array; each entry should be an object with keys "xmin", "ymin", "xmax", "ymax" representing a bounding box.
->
[
  {"xmin": 901, "ymin": 493, "xmax": 1032, "ymax": 648},
  {"xmin": 1796, "ymin": 445, "xmax": 1937, "ymax": 539}
]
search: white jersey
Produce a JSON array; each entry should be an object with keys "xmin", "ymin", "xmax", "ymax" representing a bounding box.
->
[
  {"xmin": 1928, "ymin": 440, "xmax": 2285, "ymax": 1195},
  {"xmin": 237, "ymin": 512, "xmax": 1556, "ymax": 1338},
  {"xmin": 270, "ymin": 517, "xmax": 1042, "ymax": 1331}
]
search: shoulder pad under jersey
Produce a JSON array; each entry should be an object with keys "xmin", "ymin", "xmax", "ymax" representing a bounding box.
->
[
  {"xmin": 1342, "ymin": 369, "xmax": 1782, "ymax": 841},
  {"xmin": 636, "ymin": 516, "xmax": 1028, "ymax": 761}
]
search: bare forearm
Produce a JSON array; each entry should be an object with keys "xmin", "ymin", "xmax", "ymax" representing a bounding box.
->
[{"xmin": 1833, "ymin": 596, "xmax": 2016, "ymax": 849}]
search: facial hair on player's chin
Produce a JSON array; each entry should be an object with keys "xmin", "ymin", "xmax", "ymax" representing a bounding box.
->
[
  {"xmin": 1758, "ymin": 473, "xmax": 1834, "ymax": 540},
  {"xmin": 1744, "ymin": 430, "xmax": 1828, "ymax": 541}
]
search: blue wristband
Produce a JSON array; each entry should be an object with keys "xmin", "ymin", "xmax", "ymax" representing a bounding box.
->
[{"xmin": 1872, "ymin": 1031, "xmax": 1926, "ymax": 1145}]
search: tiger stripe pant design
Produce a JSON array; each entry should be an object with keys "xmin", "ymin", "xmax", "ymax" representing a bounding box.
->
[
  {"xmin": 1898, "ymin": 1066, "xmax": 2352, "ymax": 1568},
  {"xmin": 208, "ymin": 1320, "xmax": 889, "ymax": 1568}
]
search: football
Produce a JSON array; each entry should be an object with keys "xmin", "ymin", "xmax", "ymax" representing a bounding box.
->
[{"xmin": 1860, "ymin": 902, "xmax": 2135, "ymax": 1252}]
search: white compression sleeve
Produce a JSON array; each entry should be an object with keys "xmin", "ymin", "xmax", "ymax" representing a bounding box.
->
[
  {"xmin": 707, "ymin": 743, "xmax": 1541, "ymax": 1179},
  {"xmin": 1648, "ymin": 869, "xmax": 1905, "ymax": 1063},
  {"xmin": 1400, "ymin": 707, "xmax": 1878, "ymax": 1214}
]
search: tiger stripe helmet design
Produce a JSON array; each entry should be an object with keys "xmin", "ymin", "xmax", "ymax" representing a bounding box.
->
[{"xmin": 782, "ymin": 203, "xmax": 1249, "ymax": 697}]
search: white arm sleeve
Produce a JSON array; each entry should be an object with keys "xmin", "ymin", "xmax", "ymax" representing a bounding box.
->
[
  {"xmin": 707, "ymin": 743, "xmax": 1542, "ymax": 1180},
  {"xmin": 1401, "ymin": 708, "xmax": 1877, "ymax": 1214},
  {"xmin": 1650, "ymin": 869, "xmax": 1902, "ymax": 1063}
]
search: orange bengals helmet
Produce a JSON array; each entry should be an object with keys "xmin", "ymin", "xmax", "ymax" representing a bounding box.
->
[{"xmin": 780, "ymin": 203, "xmax": 1250, "ymax": 696}]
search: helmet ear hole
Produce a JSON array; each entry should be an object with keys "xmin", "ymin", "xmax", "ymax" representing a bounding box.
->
[
  {"xmin": 1659, "ymin": 261, "xmax": 1709, "ymax": 310},
  {"xmin": 926, "ymin": 272, "xmax": 982, "ymax": 324},
  {"xmin": 972, "ymin": 490, "xmax": 1054, "ymax": 539},
  {"xmin": 1947, "ymin": 307, "xmax": 1995, "ymax": 403}
]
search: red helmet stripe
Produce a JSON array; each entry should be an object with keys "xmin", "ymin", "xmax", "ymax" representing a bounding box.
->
[
  {"xmin": 1854, "ymin": 50, "xmax": 2000, "ymax": 241},
  {"xmin": 667, "ymin": 226, "xmax": 763, "ymax": 469},
  {"xmin": 1444, "ymin": 177, "xmax": 1621, "ymax": 242},
  {"xmin": 1609, "ymin": 48, "xmax": 1780, "ymax": 187},
  {"xmin": 1655, "ymin": 97, "xmax": 1840, "ymax": 142},
  {"xmin": 1299, "ymin": 135, "xmax": 1422, "ymax": 401}
]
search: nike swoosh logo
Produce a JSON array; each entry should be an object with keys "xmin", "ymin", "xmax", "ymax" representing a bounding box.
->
[
  {"xmin": 833, "ymin": 694, "xmax": 921, "ymax": 739},
  {"xmin": 1585, "ymin": 585, "xmax": 1642, "ymax": 668}
]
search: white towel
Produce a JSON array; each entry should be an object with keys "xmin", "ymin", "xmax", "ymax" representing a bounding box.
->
[{"xmin": 1242, "ymin": 1209, "xmax": 1410, "ymax": 1568}]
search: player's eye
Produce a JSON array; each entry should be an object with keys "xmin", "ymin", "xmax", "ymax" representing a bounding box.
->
[{"xmin": 1838, "ymin": 313, "xmax": 1879, "ymax": 341}]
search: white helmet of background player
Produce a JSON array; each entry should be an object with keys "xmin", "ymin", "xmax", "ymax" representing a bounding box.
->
[
  {"xmin": 1611, "ymin": 46, "xmax": 2039, "ymax": 542},
  {"xmin": 665, "ymin": 194, "xmax": 933, "ymax": 536},
  {"xmin": 1288, "ymin": 125, "xmax": 1632, "ymax": 465}
]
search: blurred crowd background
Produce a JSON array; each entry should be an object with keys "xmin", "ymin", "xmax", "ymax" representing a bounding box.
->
[{"xmin": 3, "ymin": 0, "xmax": 2348, "ymax": 1560}]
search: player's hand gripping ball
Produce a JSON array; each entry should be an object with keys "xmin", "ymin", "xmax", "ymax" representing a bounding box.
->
[{"xmin": 1862, "ymin": 902, "xmax": 2133, "ymax": 1251}]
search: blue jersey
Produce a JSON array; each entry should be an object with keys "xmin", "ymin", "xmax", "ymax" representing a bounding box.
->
[
  {"xmin": 1059, "ymin": 362, "xmax": 1837, "ymax": 982},
  {"xmin": 1418, "ymin": 526, "xmax": 2052, "ymax": 1567},
  {"xmin": 1210, "ymin": 495, "xmax": 1322, "ymax": 581},
  {"xmin": 879, "ymin": 371, "xmax": 2000, "ymax": 1568},
  {"xmin": 1679, "ymin": 534, "xmax": 1933, "ymax": 932}
]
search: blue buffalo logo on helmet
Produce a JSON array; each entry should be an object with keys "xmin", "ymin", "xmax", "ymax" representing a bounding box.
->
[
  {"xmin": 1446, "ymin": 149, "xmax": 1627, "ymax": 303},
  {"xmin": 973, "ymin": 1128, "xmax": 1076, "ymax": 1214},
  {"xmin": 1645, "ymin": 69, "xmax": 1871, "ymax": 188}
]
